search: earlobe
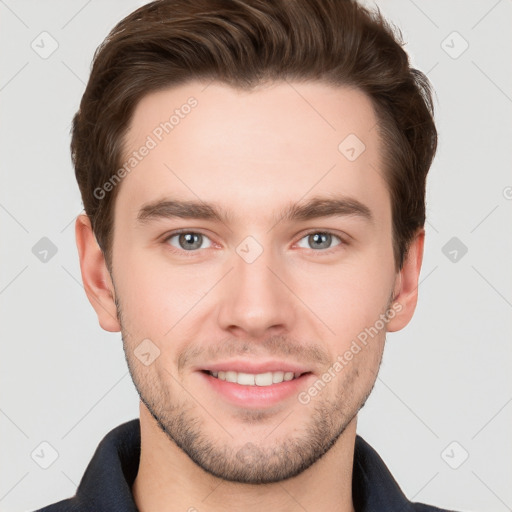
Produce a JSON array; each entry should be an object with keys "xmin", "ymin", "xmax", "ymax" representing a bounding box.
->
[
  {"xmin": 75, "ymin": 214, "xmax": 121, "ymax": 332},
  {"xmin": 386, "ymin": 229, "xmax": 425, "ymax": 333}
]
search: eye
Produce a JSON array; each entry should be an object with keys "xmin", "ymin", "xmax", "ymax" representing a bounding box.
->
[
  {"xmin": 296, "ymin": 231, "xmax": 343, "ymax": 252},
  {"xmin": 164, "ymin": 231, "xmax": 213, "ymax": 252},
  {"xmin": 162, "ymin": 229, "xmax": 345, "ymax": 256}
]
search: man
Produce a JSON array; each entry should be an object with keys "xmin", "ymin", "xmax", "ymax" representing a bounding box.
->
[{"xmin": 35, "ymin": 0, "xmax": 459, "ymax": 510}]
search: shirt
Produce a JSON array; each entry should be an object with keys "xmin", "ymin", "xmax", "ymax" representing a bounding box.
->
[{"xmin": 34, "ymin": 418, "xmax": 458, "ymax": 512}]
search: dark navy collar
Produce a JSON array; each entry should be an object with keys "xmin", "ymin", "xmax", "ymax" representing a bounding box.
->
[{"xmin": 36, "ymin": 418, "xmax": 454, "ymax": 512}]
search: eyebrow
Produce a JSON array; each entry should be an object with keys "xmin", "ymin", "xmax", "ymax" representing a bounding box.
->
[{"xmin": 136, "ymin": 195, "xmax": 374, "ymax": 227}]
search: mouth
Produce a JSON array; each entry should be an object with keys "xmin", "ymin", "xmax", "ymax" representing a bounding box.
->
[
  {"xmin": 198, "ymin": 368, "xmax": 314, "ymax": 409},
  {"xmin": 196, "ymin": 360, "xmax": 315, "ymax": 408},
  {"xmin": 201, "ymin": 369, "xmax": 311, "ymax": 386}
]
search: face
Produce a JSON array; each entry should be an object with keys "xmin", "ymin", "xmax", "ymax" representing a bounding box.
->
[{"xmin": 81, "ymin": 80, "xmax": 419, "ymax": 484}]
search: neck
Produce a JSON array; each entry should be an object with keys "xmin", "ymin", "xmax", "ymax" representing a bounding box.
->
[{"xmin": 132, "ymin": 403, "xmax": 356, "ymax": 512}]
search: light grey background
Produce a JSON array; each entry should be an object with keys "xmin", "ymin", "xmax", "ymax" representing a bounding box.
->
[{"xmin": 1, "ymin": 1, "xmax": 511, "ymax": 511}]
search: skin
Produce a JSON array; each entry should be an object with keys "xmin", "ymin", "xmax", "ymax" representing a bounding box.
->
[{"xmin": 75, "ymin": 80, "xmax": 424, "ymax": 512}]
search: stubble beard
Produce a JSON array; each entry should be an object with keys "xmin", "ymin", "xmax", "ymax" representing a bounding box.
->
[{"xmin": 116, "ymin": 295, "xmax": 385, "ymax": 484}]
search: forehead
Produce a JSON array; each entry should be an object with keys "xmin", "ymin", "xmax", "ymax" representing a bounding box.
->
[{"xmin": 116, "ymin": 80, "xmax": 387, "ymax": 226}]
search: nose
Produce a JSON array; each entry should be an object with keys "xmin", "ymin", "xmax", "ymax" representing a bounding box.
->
[{"xmin": 216, "ymin": 241, "xmax": 297, "ymax": 340}]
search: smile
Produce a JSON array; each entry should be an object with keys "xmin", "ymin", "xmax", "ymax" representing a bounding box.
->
[{"xmin": 205, "ymin": 370, "xmax": 306, "ymax": 386}]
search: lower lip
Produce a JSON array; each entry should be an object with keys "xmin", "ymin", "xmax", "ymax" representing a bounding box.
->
[{"xmin": 198, "ymin": 371, "xmax": 313, "ymax": 408}]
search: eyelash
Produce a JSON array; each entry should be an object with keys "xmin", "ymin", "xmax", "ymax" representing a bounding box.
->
[{"xmin": 161, "ymin": 229, "xmax": 347, "ymax": 257}]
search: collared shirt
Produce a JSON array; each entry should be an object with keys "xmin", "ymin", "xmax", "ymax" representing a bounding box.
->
[{"xmin": 34, "ymin": 419, "xmax": 457, "ymax": 512}]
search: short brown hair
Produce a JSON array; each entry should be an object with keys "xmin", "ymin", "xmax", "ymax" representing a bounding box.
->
[{"xmin": 71, "ymin": 0, "xmax": 437, "ymax": 272}]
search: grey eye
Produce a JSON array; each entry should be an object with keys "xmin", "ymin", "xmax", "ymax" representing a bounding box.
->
[
  {"xmin": 296, "ymin": 232, "xmax": 342, "ymax": 250},
  {"xmin": 167, "ymin": 232, "xmax": 212, "ymax": 251}
]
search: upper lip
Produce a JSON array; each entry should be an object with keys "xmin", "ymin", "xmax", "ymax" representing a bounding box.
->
[{"xmin": 198, "ymin": 360, "xmax": 312, "ymax": 375}]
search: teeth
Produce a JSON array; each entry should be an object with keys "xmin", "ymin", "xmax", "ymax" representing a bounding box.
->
[
  {"xmin": 209, "ymin": 370, "xmax": 301, "ymax": 386},
  {"xmin": 238, "ymin": 372, "xmax": 255, "ymax": 385},
  {"xmin": 272, "ymin": 371, "xmax": 284, "ymax": 383},
  {"xmin": 255, "ymin": 372, "xmax": 272, "ymax": 386},
  {"xmin": 225, "ymin": 371, "xmax": 237, "ymax": 383}
]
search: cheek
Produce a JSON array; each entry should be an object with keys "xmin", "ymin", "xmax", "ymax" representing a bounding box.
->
[
  {"xmin": 303, "ymin": 258, "xmax": 393, "ymax": 340},
  {"xmin": 113, "ymin": 247, "xmax": 218, "ymax": 336},
  {"xmin": 113, "ymin": 228, "xmax": 395, "ymax": 346}
]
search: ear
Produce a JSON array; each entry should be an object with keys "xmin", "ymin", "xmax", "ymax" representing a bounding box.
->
[
  {"xmin": 386, "ymin": 228, "xmax": 425, "ymax": 332},
  {"xmin": 75, "ymin": 214, "xmax": 121, "ymax": 332}
]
